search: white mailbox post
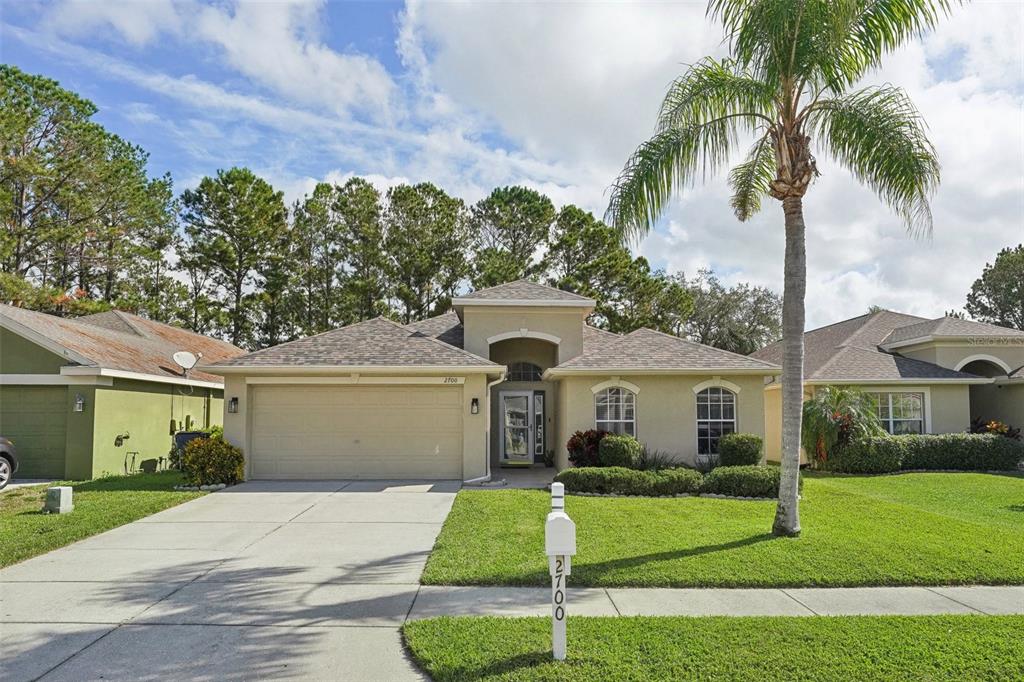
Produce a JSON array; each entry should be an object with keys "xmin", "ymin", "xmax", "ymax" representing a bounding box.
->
[{"xmin": 544, "ymin": 482, "xmax": 576, "ymax": 661}]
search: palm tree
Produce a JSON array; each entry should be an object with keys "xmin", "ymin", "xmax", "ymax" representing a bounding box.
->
[{"xmin": 606, "ymin": 0, "xmax": 951, "ymax": 536}]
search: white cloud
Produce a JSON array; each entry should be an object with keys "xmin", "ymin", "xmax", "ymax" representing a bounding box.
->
[{"xmin": 22, "ymin": 1, "xmax": 1024, "ymax": 330}]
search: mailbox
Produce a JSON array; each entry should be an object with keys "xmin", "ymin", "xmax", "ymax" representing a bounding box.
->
[{"xmin": 544, "ymin": 482, "xmax": 576, "ymax": 661}]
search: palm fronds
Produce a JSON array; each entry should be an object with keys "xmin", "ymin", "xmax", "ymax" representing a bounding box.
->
[{"xmin": 807, "ymin": 85, "xmax": 940, "ymax": 236}]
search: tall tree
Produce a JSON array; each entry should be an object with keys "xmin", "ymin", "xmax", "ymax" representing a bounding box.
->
[
  {"xmin": 179, "ymin": 168, "xmax": 287, "ymax": 348},
  {"xmin": 471, "ymin": 186, "xmax": 555, "ymax": 288},
  {"xmin": 606, "ymin": 0, "xmax": 946, "ymax": 536},
  {"xmin": 291, "ymin": 183, "xmax": 343, "ymax": 335},
  {"xmin": 335, "ymin": 178, "xmax": 387, "ymax": 322},
  {"xmin": 966, "ymin": 244, "xmax": 1024, "ymax": 331},
  {"xmin": 678, "ymin": 269, "xmax": 782, "ymax": 354},
  {"xmin": 385, "ymin": 183, "xmax": 470, "ymax": 323}
]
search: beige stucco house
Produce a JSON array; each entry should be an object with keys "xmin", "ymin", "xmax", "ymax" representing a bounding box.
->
[
  {"xmin": 751, "ymin": 310, "xmax": 1024, "ymax": 462},
  {"xmin": 207, "ymin": 280, "xmax": 780, "ymax": 481}
]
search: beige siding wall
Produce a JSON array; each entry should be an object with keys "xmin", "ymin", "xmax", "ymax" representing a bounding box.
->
[
  {"xmin": 462, "ymin": 307, "xmax": 588, "ymax": 364},
  {"xmin": 555, "ymin": 374, "xmax": 769, "ymax": 468},
  {"xmin": 220, "ymin": 372, "xmax": 491, "ymax": 481},
  {"xmin": 900, "ymin": 343, "xmax": 1024, "ymax": 375}
]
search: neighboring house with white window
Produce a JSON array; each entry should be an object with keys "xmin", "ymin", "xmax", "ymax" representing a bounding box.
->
[
  {"xmin": 751, "ymin": 310, "xmax": 1024, "ymax": 462},
  {"xmin": 207, "ymin": 280, "xmax": 780, "ymax": 481}
]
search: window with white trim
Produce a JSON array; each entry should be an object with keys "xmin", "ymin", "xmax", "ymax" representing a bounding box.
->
[
  {"xmin": 696, "ymin": 387, "xmax": 736, "ymax": 455},
  {"xmin": 867, "ymin": 392, "xmax": 925, "ymax": 434},
  {"xmin": 595, "ymin": 387, "xmax": 636, "ymax": 436}
]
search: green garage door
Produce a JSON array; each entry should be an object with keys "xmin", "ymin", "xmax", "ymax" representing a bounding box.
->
[{"xmin": 0, "ymin": 386, "xmax": 68, "ymax": 477}]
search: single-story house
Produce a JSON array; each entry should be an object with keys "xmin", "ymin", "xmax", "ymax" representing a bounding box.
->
[
  {"xmin": 0, "ymin": 305, "xmax": 243, "ymax": 479},
  {"xmin": 751, "ymin": 310, "xmax": 1024, "ymax": 462},
  {"xmin": 207, "ymin": 280, "xmax": 781, "ymax": 481}
]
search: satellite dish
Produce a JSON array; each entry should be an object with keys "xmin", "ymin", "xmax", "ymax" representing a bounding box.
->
[{"xmin": 173, "ymin": 351, "xmax": 199, "ymax": 372}]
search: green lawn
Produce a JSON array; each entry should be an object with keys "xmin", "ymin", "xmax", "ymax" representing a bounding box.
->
[
  {"xmin": 403, "ymin": 615, "xmax": 1024, "ymax": 681},
  {"xmin": 422, "ymin": 472, "xmax": 1024, "ymax": 587},
  {"xmin": 0, "ymin": 471, "xmax": 204, "ymax": 568}
]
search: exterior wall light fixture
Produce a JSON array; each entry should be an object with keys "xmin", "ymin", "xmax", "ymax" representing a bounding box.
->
[
  {"xmin": 228, "ymin": 397, "xmax": 239, "ymax": 414},
  {"xmin": 73, "ymin": 394, "xmax": 86, "ymax": 412},
  {"xmin": 471, "ymin": 398, "xmax": 480, "ymax": 415}
]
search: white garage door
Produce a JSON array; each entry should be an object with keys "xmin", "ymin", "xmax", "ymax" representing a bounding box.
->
[{"xmin": 249, "ymin": 385, "xmax": 463, "ymax": 479}]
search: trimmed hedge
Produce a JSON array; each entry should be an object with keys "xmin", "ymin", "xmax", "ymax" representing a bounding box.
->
[
  {"xmin": 599, "ymin": 435, "xmax": 642, "ymax": 468},
  {"xmin": 700, "ymin": 465, "xmax": 791, "ymax": 498},
  {"xmin": 826, "ymin": 433, "xmax": 1024, "ymax": 474},
  {"xmin": 182, "ymin": 437, "xmax": 245, "ymax": 486},
  {"xmin": 555, "ymin": 466, "xmax": 702, "ymax": 496},
  {"xmin": 718, "ymin": 433, "xmax": 763, "ymax": 466}
]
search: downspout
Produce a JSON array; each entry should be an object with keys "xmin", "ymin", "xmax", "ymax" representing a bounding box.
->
[{"xmin": 463, "ymin": 371, "xmax": 506, "ymax": 485}]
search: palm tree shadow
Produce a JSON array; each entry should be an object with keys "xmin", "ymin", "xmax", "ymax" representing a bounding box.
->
[{"xmin": 576, "ymin": 533, "xmax": 776, "ymax": 580}]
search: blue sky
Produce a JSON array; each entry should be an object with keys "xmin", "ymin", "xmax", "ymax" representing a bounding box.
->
[{"xmin": 2, "ymin": 1, "xmax": 1022, "ymax": 328}]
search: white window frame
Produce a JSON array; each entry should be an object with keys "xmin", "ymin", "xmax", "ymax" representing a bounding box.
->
[
  {"xmin": 594, "ymin": 387, "xmax": 637, "ymax": 437},
  {"xmin": 866, "ymin": 391, "xmax": 928, "ymax": 435},
  {"xmin": 695, "ymin": 386, "xmax": 738, "ymax": 456}
]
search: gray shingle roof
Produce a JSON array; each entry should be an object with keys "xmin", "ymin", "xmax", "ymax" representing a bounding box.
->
[
  {"xmin": 750, "ymin": 310, "xmax": 993, "ymax": 382},
  {"xmin": 213, "ymin": 317, "xmax": 498, "ymax": 368},
  {"xmin": 0, "ymin": 304, "xmax": 243, "ymax": 383},
  {"xmin": 405, "ymin": 312, "xmax": 464, "ymax": 348},
  {"xmin": 883, "ymin": 316, "xmax": 1024, "ymax": 345},
  {"xmin": 454, "ymin": 279, "xmax": 594, "ymax": 303},
  {"xmin": 553, "ymin": 327, "xmax": 780, "ymax": 372}
]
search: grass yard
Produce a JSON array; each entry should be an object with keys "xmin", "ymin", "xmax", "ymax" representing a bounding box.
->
[
  {"xmin": 422, "ymin": 472, "xmax": 1024, "ymax": 587},
  {"xmin": 403, "ymin": 614, "xmax": 1024, "ymax": 681},
  {"xmin": 0, "ymin": 471, "xmax": 204, "ymax": 568}
]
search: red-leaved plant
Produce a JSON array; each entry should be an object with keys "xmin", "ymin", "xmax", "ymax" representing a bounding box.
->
[{"xmin": 566, "ymin": 429, "xmax": 610, "ymax": 467}]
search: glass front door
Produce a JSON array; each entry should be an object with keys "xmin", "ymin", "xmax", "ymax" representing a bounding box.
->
[{"xmin": 501, "ymin": 391, "xmax": 533, "ymax": 463}]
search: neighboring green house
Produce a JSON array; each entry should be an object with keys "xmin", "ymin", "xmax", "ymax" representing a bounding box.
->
[{"xmin": 0, "ymin": 305, "xmax": 243, "ymax": 479}]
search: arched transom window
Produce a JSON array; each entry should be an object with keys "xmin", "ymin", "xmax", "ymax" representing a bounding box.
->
[
  {"xmin": 696, "ymin": 387, "xmax": 736, "ymax": 455},
  {"xmin": 507, "ymin": 362, "xmax": 543, "ymax": 382},
  {"xmin": 595, "ymin": 387, "xmax": 636, "ymax": 436}
]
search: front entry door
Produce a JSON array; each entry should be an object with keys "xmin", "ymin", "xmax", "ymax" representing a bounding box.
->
[
  {"xmin": 500, "ymin": 390, "xmax": 546, "ymax": 464},
  {"xmin": 501, "ymin": 391, "xmax": 532, "ymax": 463}
]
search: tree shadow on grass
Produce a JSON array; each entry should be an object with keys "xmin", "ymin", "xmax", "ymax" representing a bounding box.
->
[
  {"xmin": 483, "ymin": 533, "xmax": 780, "ymax": 586},
  {"xmin": 574, "ymin": 533, "xmax": 777, "ymax": 582}
]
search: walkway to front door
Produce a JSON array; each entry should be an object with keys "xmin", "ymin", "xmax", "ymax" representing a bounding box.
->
[{"xmin": 499, "ymin": 389, "xmax": 545, "ymax": 466}]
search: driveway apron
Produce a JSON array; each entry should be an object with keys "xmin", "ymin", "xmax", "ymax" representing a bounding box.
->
[{"xmin": 0, "ymin": 480, "xmax": 459, "ymax": 682}]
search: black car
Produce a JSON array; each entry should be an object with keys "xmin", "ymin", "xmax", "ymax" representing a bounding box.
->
[{"xmin": 0, "ymin": 437, "xmax": 18, "ymax": 490}]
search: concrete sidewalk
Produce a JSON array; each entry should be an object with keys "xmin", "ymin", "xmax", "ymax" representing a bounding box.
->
[{"xmin": 406, "ymin": 585, "xmax": 1024, "ymax": 619}]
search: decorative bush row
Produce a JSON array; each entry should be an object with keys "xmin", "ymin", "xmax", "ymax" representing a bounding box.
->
[
  {"xmin": 555, "ymin": 466, "xmax": 703, "ymax": 496},
  {"xmin": 699, "ymin": 465, "xmax": 794, "ymax": 498},
  {"xmin": 555, "ymin": 464, "xmax": 789, "ymax": 498},
  {"xmin": 569, "ymin": 432, "xmax": 764, "ymax": 470},
  {"xmin": 718, "ymin": 433, "xmax": 763, "ymax": 466},
  {"xmin": 825, "ymin": 433, "xmax": 1024, "ymax": 474},
  {"xmin": 182, "ymin": 436, "xmax": 245, "ymax": 486}
]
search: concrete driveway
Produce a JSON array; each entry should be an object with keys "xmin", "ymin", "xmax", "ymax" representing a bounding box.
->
[{"xmin": 1, "ymin": 480, "xmax": 460, "ymax": 681}]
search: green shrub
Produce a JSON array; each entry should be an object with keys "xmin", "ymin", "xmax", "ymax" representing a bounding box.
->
[
  {"xmin": 598, "ymin": 435, "xmax": 642, "ymax": 467},
  {"xmin": 826, "ymin": 433, "xmax": 1023, "ymax": 473},
  {"xmin": 718, "ymin": 433, "xmax": 763, "ymax": 466},
  {"xmin": 635, "ymin": 447, "xmax": 682, "ymax": 471},
  {"xmin": 644, "ymin": 468, "xmax": 704, "ymax": 496},
  {"xmin": 898, "ymin": 433, "xmax": 1023, "ymax": 471},
  {"xmin": 182, "ymin": 437, "xmax": 244, "ymax": 485},
  {"xmin": 700, "ymin": 465, "xmax": 791, "ymax": 498},
  {"xmin": 555, "ymin": 466, "xmax": 702, "ymax": 496},
  {"xmin": 824, "ymin": 437, "xmax": 902, "ymax": 474}
]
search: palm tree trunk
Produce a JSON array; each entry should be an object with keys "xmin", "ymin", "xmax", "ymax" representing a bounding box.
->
[{"xmin": 772, "ymin": 195, "xmax": 806, "ymax": 537}]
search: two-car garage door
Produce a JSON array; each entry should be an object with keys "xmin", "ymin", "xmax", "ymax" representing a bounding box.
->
[{"xmin": 249, "ymin": 385, "xmax": 463, "ymax": 479}]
